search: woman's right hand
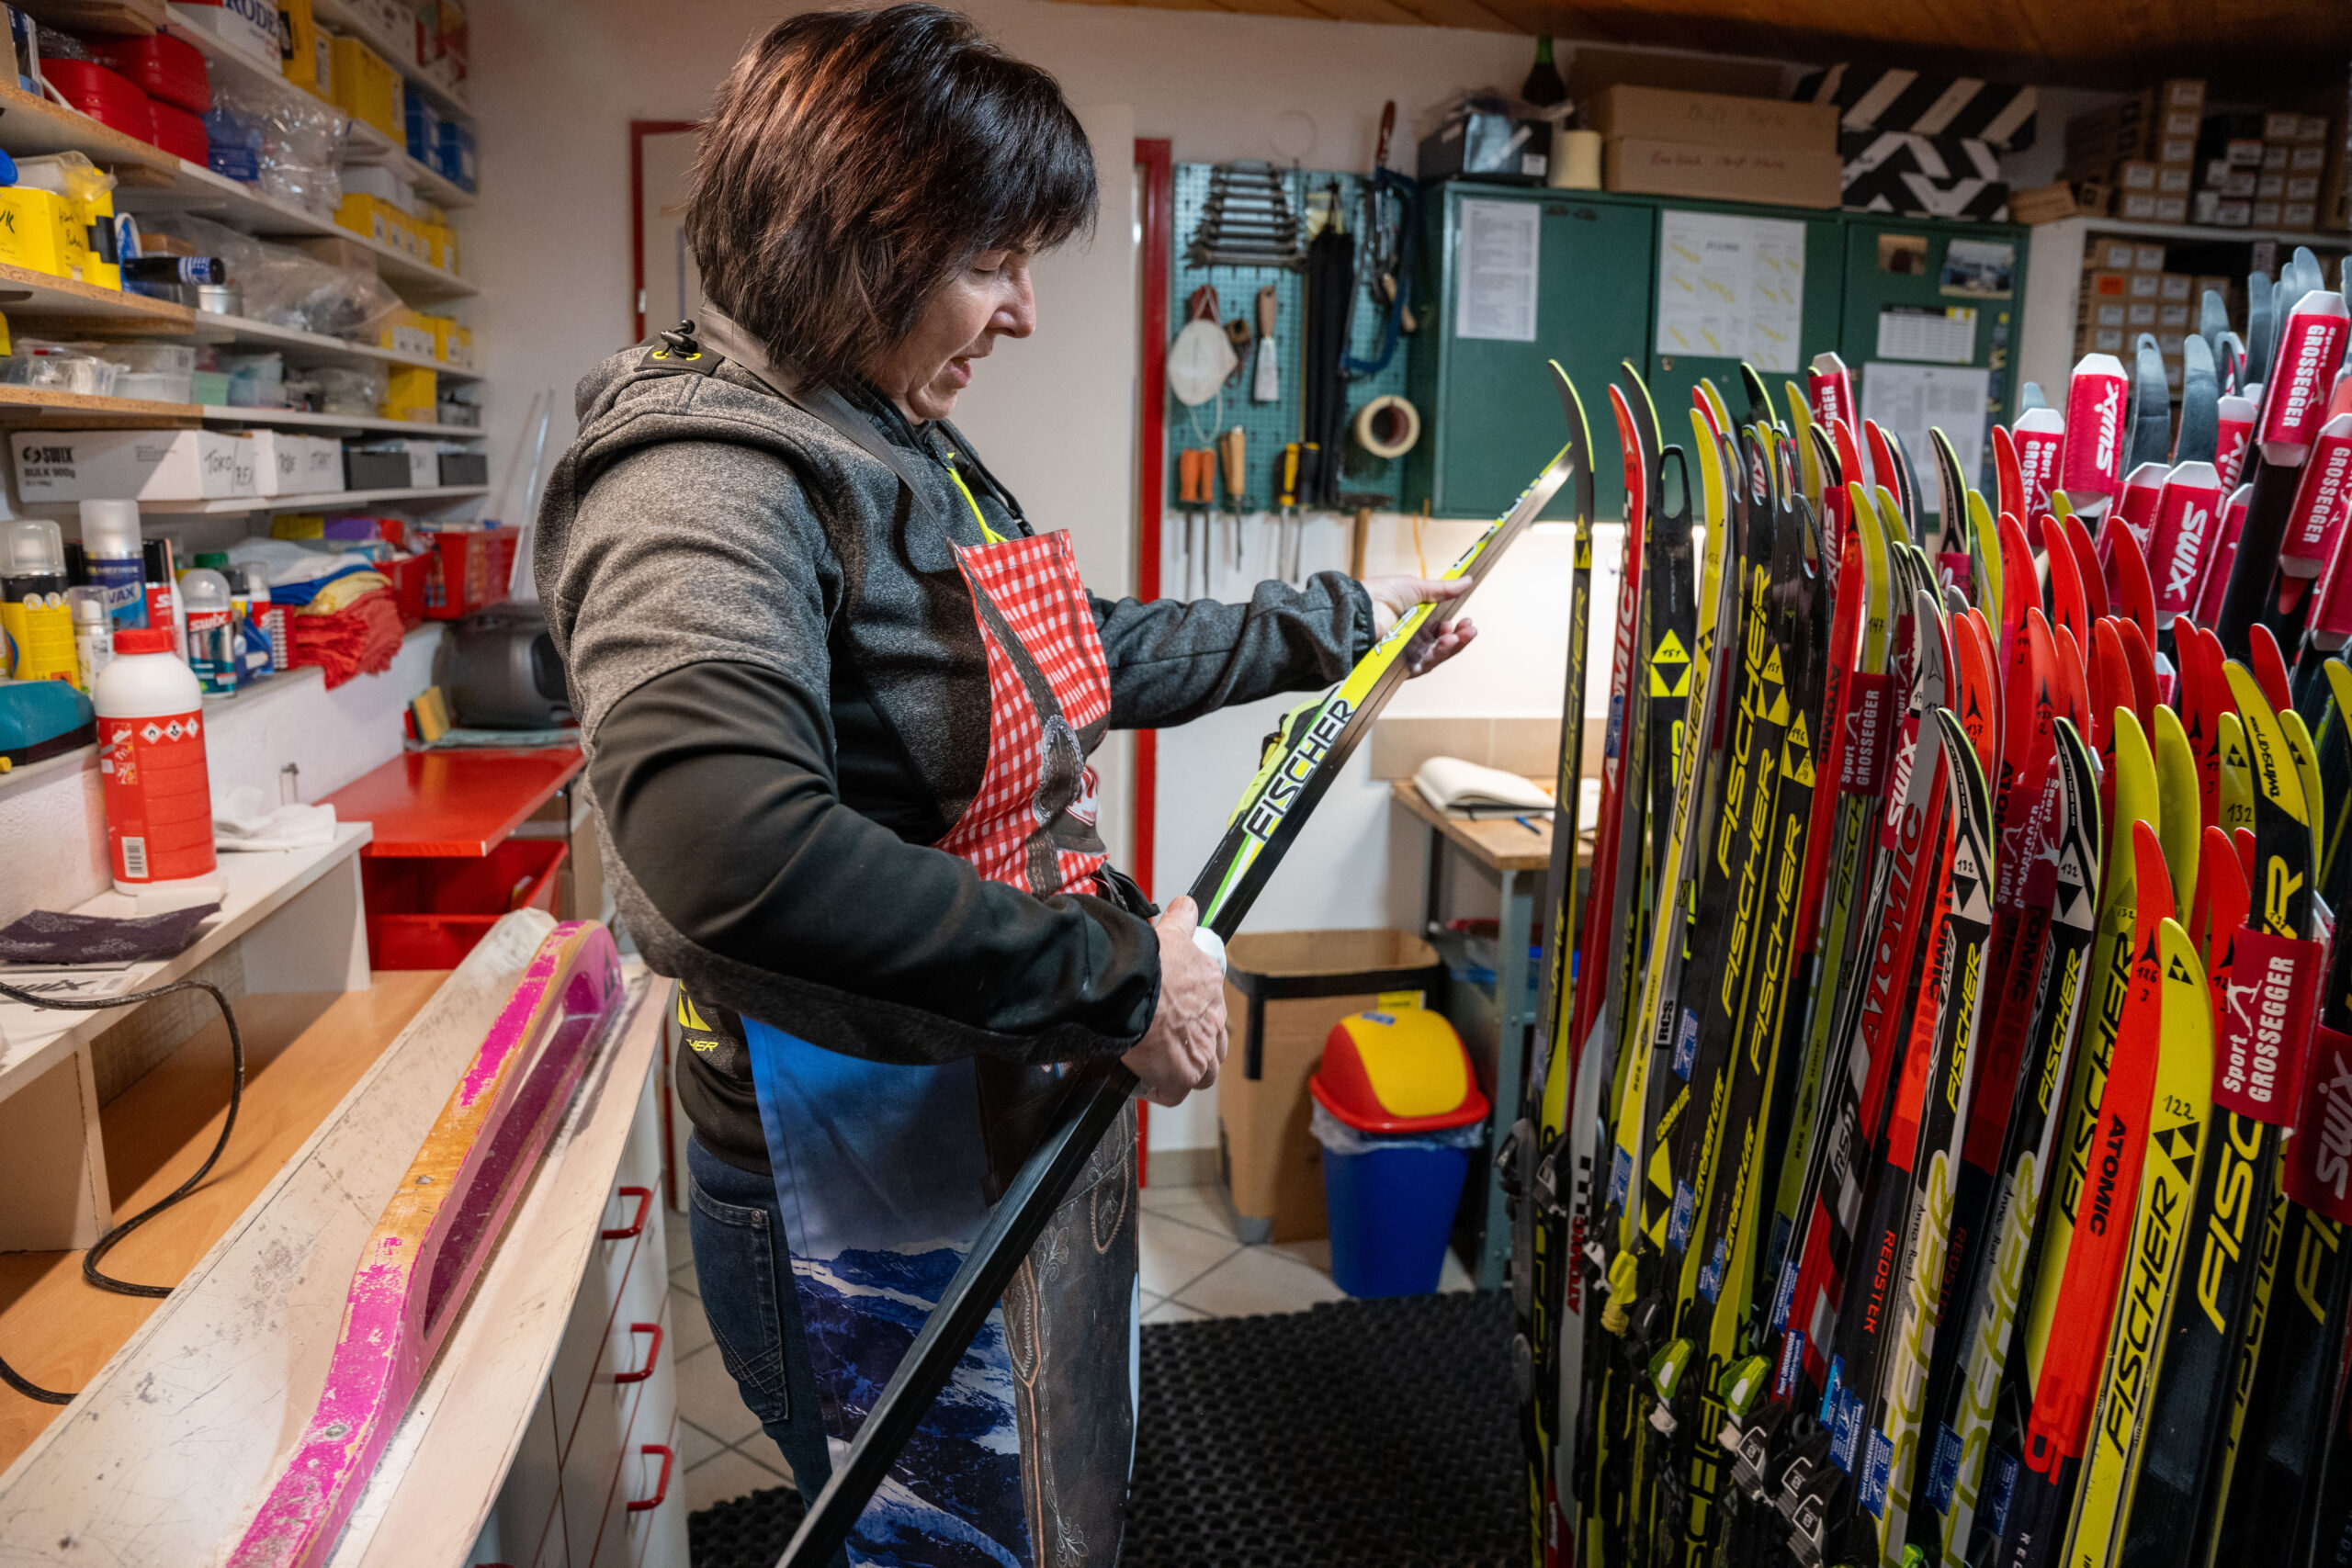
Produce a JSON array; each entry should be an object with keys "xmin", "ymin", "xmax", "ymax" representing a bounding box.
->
[{"xmin": 1122, "ymin": 897, "xmax": 1227, "ymax": 1107}]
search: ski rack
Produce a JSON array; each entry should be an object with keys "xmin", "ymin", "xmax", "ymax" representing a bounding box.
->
[
  {"xmin": 225, "ymin": 921, "xmax": 627, "ymax": 1568},
  {"xmin": 775, "ymin": 415, "xmax": 1586, "ymax": 1568}
]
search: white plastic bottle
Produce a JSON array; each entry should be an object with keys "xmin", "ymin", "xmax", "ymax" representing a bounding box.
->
[
  {"xmin": 179, "ymin": 566, "xmax": 234, "ymax": 695},
  {"xmin": 93, "ymin": 627, "xmax": 219, "ymax": 897}
]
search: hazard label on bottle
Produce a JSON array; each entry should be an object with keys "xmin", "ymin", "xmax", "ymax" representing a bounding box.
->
[{"xmin": 100, "ymin": 711, "xmax": 213, "ymax": 883}]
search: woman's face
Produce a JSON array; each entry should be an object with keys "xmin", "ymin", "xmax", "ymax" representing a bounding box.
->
[{"xmin": 876, "ymin": 250, "xmax": 1035, "ymax": 422}]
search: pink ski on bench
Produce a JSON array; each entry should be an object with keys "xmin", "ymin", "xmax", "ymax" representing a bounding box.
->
[{"xmin": 229, "ymin": 921, "xmax": 626, "ymax": 1568}]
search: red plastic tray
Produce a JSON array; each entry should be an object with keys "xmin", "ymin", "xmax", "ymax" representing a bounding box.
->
[
  {"xmin": 89, "ymin": 32, "xmax": 209, "ymax": 115},
  {"xmin": 40, "ymin": 61, "xmax": 149, "ymax": 141},
  {"xmin": 144, "ymin": 98, "xmax": 209, "ymax": 164},
  {"xmin": 363, "ymin": 837, "xmax": 568, "ymax": 969}
]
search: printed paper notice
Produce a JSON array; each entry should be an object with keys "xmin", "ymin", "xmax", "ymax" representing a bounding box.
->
[
  {"xmin": 1877, "ymin": 305, "xmax": 1978, "ymax": 364},
  {"xmin": 1457, "ymin": 199, "xmax": 1539, "ymax": 342},
  {"xmin": 1656, "ymin": 210, "xmax": 1805, "ymax": 373},
  {"xmin": 1860, "ymin": 362, "xmax": 1992, "ymax": 514}
]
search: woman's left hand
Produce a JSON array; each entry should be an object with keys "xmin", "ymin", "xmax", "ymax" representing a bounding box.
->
[{"xmin": 1363, "ymin": 577, "xmax": 1479, "ymax": 677}]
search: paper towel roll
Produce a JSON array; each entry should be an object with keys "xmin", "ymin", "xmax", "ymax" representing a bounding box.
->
[{"xmin": 1549, "ymin": 129, "xmax": 1602, "ymax": 190}]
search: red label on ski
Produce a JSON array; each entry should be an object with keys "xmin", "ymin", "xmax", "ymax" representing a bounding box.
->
[
  {"xmin": 2284, "ymin": 1025, "xmax": 2352, "ymax": 1224},
  {"xmin": 2213, "ymin": 925, "xmax": 2324, "ymax": 1124},
  {"xmin": 1843, "ymin": 673, "xmax": 1894, "ymax": 795}
]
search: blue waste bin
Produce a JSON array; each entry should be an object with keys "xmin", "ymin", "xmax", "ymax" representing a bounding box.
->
[{"xmin": 1309, "ymin": 1006, "xmax": 1489, "ymax": 1298}]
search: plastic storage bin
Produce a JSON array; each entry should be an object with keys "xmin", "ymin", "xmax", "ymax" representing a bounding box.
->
[
  {"xmin": 42, "ymin": 61, "xmax": 149, "ymax": 141},
  {"xmin": 362, "ymin": 838, "xmax": 568, "ymax": 967},
  {"xmin": 1216, "ymin": 929, "xmax": 1444, "ymax": 1244},
  {"xmin": 144, "ymin": 98, "xmax": 209, "ymax": 164},
  {"xmin": 422, "ymin": 526, "xmax": 519, "ymax": 618},
  {"xmin": 90, "ymin": 32, "xmax": 210, "ymax": 114},
  {"xmin": 1309, "ymin": 1007, "xmax": 1488, "ymax": 1297}
]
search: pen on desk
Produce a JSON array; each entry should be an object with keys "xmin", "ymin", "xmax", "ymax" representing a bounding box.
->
[{"xmin": 1514, "ymin": 814, "xmax": 1542, "ymax": 834}]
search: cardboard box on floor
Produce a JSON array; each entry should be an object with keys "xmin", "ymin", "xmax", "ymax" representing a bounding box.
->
[{"xmin": 1216, "ymin": 929, "xmax": 1443, "ymax": 1245}]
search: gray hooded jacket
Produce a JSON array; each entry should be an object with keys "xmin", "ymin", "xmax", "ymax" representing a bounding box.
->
[{"xmin": 535, "ymin": 327, "xmax": 1374, "ymax": 1169}]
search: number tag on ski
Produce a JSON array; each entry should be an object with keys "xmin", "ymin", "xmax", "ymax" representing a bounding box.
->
[
  {"xmin": 2213, "ymin": 925, "xmax": 2322, "ymax": 1122},
  {"xmin": 1774, "ymin": 1326, "xmax": 1806, "ymax": 1399}
]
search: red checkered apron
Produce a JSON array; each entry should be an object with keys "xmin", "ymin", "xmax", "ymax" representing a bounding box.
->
[{"xmin": 933, "ymin": 529, "xmax": 1113, "ymax": 897}]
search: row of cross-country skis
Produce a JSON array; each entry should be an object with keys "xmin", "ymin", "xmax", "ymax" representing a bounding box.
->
[{"xmin": 1499, "ymin": 244, "xmax": 2352, "ymax": 1568}]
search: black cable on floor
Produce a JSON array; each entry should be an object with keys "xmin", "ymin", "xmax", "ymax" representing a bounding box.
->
[{"xmin": 0, "ymin": 974, "xmax": 247, "ymax": 1404}]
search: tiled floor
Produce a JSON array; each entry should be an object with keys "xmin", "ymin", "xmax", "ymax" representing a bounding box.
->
[{"xmin": 667, "ymin": 1176, "xmax": 1476, "ymax": 1513}]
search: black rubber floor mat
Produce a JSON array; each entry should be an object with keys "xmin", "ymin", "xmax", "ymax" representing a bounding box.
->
[{"xmin": 689, "ymin": 1290, "xmax": 1520, "ymax": 1568}]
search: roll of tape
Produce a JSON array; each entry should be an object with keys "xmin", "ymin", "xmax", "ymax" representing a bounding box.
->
[
  {"xmin": 1352, "ymin": 394, "xmax": 1422, "ymax": 459},
  {"xmin": 1549, "ymin": 129, "xmax": 1602, "ymax": 191}
]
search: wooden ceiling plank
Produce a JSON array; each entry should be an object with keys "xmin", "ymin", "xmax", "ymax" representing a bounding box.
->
[{"xmin": 1383, "ymin": 0, "xmax": 1523, "ymax": 35}]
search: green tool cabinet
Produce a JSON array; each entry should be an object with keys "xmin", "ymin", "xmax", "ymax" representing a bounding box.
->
[{"xmin": 1404, "ymin": 184, "xmax": 2026, "ymax": 521}]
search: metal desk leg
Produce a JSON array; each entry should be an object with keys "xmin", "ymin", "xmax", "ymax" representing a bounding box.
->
[
  {"xmin": 1422, "ymin": 822, "xmax": 1446, "ymax": 939},
  {"xmin": 1479, "ymin": 866, "xmax": 1535, "ymax": 1289}
]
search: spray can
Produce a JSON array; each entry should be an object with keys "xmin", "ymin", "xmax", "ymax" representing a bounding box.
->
[
  {"xmin": 2, "ymin": 518, "xmax": 77, "ymax": 682},
  {"xmin": 70, "ymin": 585, "xmax": 113, "ymax": 691},
  {"xmin": 78, "ymin": 497, "xmax": 145, "ymax": 629},
  {"xmin": 142, "ymin": 536, "xmax": 182, "ymax": 656},
  {"xmin": 93, "ymin": 626, "xmax": 216, "ymax": 891},
  {"xmin": 179, "ymin": 567, "xmax": 234, "ymax": 695}
]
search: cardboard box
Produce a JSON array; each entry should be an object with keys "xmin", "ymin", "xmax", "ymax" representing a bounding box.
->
[
  {"xmin": 2259, "ymin": 174, "xmax": 2287, "ymax": 199},
  {"xmin": 2154, "ymin": 196, "xmax": 2188, "ymax": 222},
  {"xmin": 2119, "ymin": 160, "xmax": 2159, "ymax": 191},
  {"xmin": 2120, "ymin": 191, "xmax": 2159, "ymax": 220},
  {"xmin": 2255, "ymin": 200, "xmax": 2283, "ymax": 226},
  {"xmin": 2127, "ymin": 300, "xmax": 2159, "ymax": 328},
  {"xmin": 243, "ymin": 428, "xmax": 308, "ymax": 496},
  {"xmin": 2159, "ymin": 303, "xmax": 2191, "ymax": 329},
  {"xmin": 1604, "ymin": 138, "xmax": 1843, "ymax": 207},
  {"xmin": 2293, "ymin": 144, "xmax": 2329, "ymax": 172},
  {"xmin": 2010, "ymin": 180, "xmax": 2109, "ymax": 224},
  {"xmin": 2264, "ymin": 144, "xmax": 2290, "ymax": 172},
  {"xmin": 1591, "ymin": 85, "xmax": 1837, "ymax": 150},
  {"xmin": 12, "ymin": 428, "xmax": 249, "ymax": 501},
  {"xmin": 2159, "ymin": 272, "xmax": 2193, "ymax": 301},
  {"xmin": 288, "ymin": 234, "xmax": 379, "ymax": 276},
  {"xmin": 2267, "ymin": 111, "xmax": 2307, "ymax": 142},
  {"xmin": 2086, "ymin": 269, "xmax": 2132, "ymax": 299},
  {"xmin": 2086, "ymin": 236, "xmax": 2138, "ymax": 271},
  {"xmin": 1216, "ymin": 930, "xmax": 1442, "ymax": 1244},
  {"xmin": 301, "ymin": 434, "xmax": 341, "ymax": 491},
  {"xmin": 2285, "ymin": 201, "xmax": 2317, "ymax": 230},
  {"xmin": 2163, "ymin": 78, "xmax": 2207, "ymax": 111},
  {"xmin": 2080, "ymin": 325, "xmax": 2127, "ymax": 354},
  {"xmin": 2084, "ymin": 300, "xmax": 2127, "ymax": 329},
  {"xmin": 2158, "ymin": 164, "xmax": 2193, "ymax": 194},
  {"xmin": 2132, "ymin": 243, "xmax": 2165, "ymax": 271}
]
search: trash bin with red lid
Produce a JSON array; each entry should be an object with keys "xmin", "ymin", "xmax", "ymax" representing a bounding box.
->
[{"xmin": 1309, "ymin": 1005, "xmax": 1489, "ymax": 1298}]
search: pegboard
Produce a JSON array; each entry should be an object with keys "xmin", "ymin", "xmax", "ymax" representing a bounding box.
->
[{"xmin": 1166, "ymin": 162, "xmax": 1417, "ymax": 516}]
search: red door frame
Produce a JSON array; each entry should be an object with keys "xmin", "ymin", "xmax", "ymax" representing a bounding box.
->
[
  {"xmin": 1132, "ymin": 138, "xmax": 1173, "ymax": 901},
  {"xmin": 629, "ymin": 119, "xmax": 704, "ymax": 344}
]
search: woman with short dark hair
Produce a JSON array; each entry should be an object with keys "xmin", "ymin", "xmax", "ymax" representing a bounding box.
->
[{"xmin": 536, "ymin": 8, "xmax": 1476, "ymax": 1562}]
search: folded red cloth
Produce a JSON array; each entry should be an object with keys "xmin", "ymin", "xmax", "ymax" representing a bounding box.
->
[{"xmin": 288, "ymin": 588, "xmax": 404, "ymax": 688}]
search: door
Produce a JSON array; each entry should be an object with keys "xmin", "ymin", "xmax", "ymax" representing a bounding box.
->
[
  {"xmin": 632, "ymin": 123, "xmax": 701, "ymax": 344},
  {"xmin": 1408, "ymin": 187, "xmax": 1655, "ymax": 525}
]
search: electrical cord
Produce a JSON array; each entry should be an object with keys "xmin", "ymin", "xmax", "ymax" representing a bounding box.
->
[{"xmin": 0, "ymin": 974, "xmax": 247, "ymax": 1404}]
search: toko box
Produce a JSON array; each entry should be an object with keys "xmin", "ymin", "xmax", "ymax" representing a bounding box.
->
[{"xmin": 13, "ymin": 428, "xmax": 252, "ymax": 501}]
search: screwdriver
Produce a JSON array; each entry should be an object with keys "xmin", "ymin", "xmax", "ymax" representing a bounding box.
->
[
  {"xmin": 1219, "ymin": 425, "xmax": 1248, "ymax": 574},
  {"xmin": 1277, "ymin": 442, "xmax": 1302, "ymax": 585},
  {"xmin": 1177, "ymin": 447, "xmax": 1212, "ymax": 596}
]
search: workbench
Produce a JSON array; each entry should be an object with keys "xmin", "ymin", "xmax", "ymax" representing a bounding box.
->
[{"xmin": 1389, "ymin": 779, "xmax": 1588, "ymax": 1289}]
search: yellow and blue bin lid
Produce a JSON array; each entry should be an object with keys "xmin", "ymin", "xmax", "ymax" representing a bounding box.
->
[{"xmin": 1309, "ymin": 1005, "xmax": 1488, "ymax": 1134}]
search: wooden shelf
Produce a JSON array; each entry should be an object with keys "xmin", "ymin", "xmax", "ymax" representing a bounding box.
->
[
  {"xmin": 0, "ymin": 81, "xmax": 180, "ymax": 175},
  {"xmin": 0, "ymin": 260, "xmax": 198, "ymax": 325},
  {"xmin": 199, "ymin": 404, "xmax": 481, "ymax": 438},
  {"xmin": 0, "ymin": 975, "xmax": 446, "ymax": 1472},
  {"xmin": 119, "ymin": 164, "xmax": 477, "ymax": 302},
  {"xmin": 187, "ymin": 310, "xmax": 484, "ymax": 379},
  {"xmin": 0, "ymin": 385, "xmax": 200, "ymax": 421},
  {"xmin": 139, "ymin": 483, "xmax": 487, "ymax": 515},
  {"xmin": 0, "ymin": 824, "xmax": 372, "ymax": 1100}
]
